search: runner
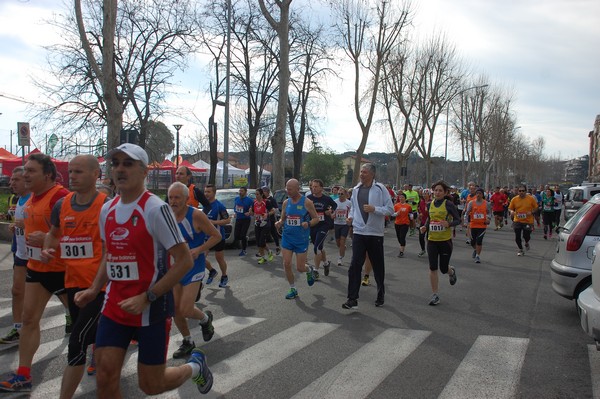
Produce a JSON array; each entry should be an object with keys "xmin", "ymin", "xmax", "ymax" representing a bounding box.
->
[
  {"xmin": 274, "ymin": 178, "xmax": 319, "ymax": 300},
  {"xmin": 463, "ymin": 188, "xmax": 492, "ymax": 264},
  {"xmin": 392, "ymin": 192, "xmax": 413, "ymax": 257},
  {"xmin": 489, "ymin": 186, "xmax": 508, "ymax": 230},
  {"xmin": 0, "ymin": 153, "xmax": 71, "ymax": 392},
  {"xmin": 174, "ymin": 166, "xmax": 211, "ymax": 211},
  {"xmin": 417, "ymin": 189, "xmax": 432, "ymax": 257},
  {"xmin": 461, "ymin": 182, "xmax": 478, "ymax": 245},
  {"xmin": 541, "ymin": 187, "xmax": 556, "ymax": 240},
  {"xmin": 554, "ymin": 186, "xmax": 564, "ymax": 231},
  {"xmin": 203, "ymin": 184, "xmax": 231, "ymax": 288},
  {"xmin": 73, "ymin": 143, "xmax": 213, "ymax": 396},
  {"xmin": 251, "ymin": 188, "xmax": 274, "ymax": 265},
  {"xmin": 342, "ymin": 163, "xmax": 394, "ymax": 309},
  {"xmin": 333, "ymin": 188, "xmax": 351, "ymax": 266},
  {"xmin": 307, "ymin": 179, "xmax": 337, "ymax": 277},
  {"xmin": 262, "ymin": 187, "xmax": 281, "ymax": 255},
  {"xmin": 0, "ymin": 167, "xmax": 30, "ymax": 345},
  {"xmin": 38, "ymin": 155, "xmax": 108, "ymax": 398},
  {"xmin": 420, "ymin": 180, "xmax": 461, "ymax": 306},
  {"xmin": 403, "ymin": 183, "xmax": 420, "ymax": 236},
  {"xmin": 508, "ymin": 184, "xmax": 539, "ymax": 256},
  {"xmin": 233, "ymin": 187, "xmax": 254, "ymax": 256},
  {"xmin": 168, "ymin": 182, "xmax": 221, "ymax": 360},
  {"xmin": 532, "ymin": 187, "xmax": 542, "ymax": 229}
]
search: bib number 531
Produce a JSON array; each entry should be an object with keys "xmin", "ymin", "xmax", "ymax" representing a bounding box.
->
[{"xmin": 107, "ymin": 262, "xmax": 139, "ymax": 281}]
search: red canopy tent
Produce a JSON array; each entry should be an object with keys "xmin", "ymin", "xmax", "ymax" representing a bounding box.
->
[
  {"xmin": 0, "ymin": 148, "xmax": 18, "ymax": 160},
  {"xmin": 0, "ymin": 149, "xmax": 69, "ymax": 184}
]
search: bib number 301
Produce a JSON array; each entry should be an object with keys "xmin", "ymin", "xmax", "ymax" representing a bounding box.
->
[{"xmin": 107, "ymin": 262, "xmax": 140, "ymax": 281}]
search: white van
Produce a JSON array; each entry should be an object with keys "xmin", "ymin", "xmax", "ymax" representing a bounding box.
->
[{"xmin": 564, "ymin": 183, "xmax": 600, "ymax": 221}]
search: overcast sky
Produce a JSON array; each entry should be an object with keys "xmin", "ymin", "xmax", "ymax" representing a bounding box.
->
[{"xmin": 0, "ymin": 0, "xmax": 598, "ymax": 162}]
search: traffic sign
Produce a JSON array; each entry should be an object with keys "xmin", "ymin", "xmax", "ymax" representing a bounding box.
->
[{"xmin": 17, "ymin": 122, "xmax": 30, "ymax": 147}]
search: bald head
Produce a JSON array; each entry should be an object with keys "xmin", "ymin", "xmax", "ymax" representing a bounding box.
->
[
  {"xmin": 286, "ymin": 178, "xmax": 302, "ymax": 200},
  {"xmin": 72, "ymin": 154, "xmax": 101, "ymax": 173},
  {"xmin": 69, "ymin": 154, "xmax": 101, "ymax": 193}
]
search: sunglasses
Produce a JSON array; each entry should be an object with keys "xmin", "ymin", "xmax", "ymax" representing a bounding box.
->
[{"xmin": 518, "ymin": 190, "xmax": 526, "ymax": 192}]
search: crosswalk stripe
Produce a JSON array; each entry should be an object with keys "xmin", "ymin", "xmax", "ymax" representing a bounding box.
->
[
  {"xmin": 588, "ymin": 344, "xmax": 600, "ymax": 399},
  {"xmin": 0, "ymin": 300, "xmax": 63, "ymax": 319},
  {"xmin": 291, "ymin": 328, "xmax": 431, "ymax": 399},
  {"xmin": 153, "ymin": 321, "xmax": 341, "ymax": 398},
  {"xmin": 438, "ymin": 335, "xmax": 529, "ymax": 399},
  {"xmin": 31, "ymin": 316, "xmax": 265, "ymax": 398}
]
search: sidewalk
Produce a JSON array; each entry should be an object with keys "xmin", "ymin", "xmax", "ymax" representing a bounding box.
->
[{"xmin": 0, "ymin": 241, "xmax": 13, "ymax": 271}]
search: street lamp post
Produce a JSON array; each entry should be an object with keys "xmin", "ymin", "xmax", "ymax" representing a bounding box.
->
[{"xmin": 173, "ymin": 124, "xmax": 182, "ymax": 169}]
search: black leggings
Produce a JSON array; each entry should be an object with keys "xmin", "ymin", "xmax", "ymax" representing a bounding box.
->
[
  {"xmin": 513, "ymin": 223, "xmax": 532, "ymax": 249},
  {"xmin": 234, "ymin": 218, "xmax": 251, "ymax": 250},
  {"xmin": 67, "ymin": 288, "xmax": 105, "ymax": 366},
  {"xmin": 426, "ymin": 240, "xmax": 453, "ymax": 274},
  {"xmin": 268, "ymin": 216, "xmax": 280, "ymax": 246},
  {"xmin": 255, "ymin": 223, "xmax": 269, "ymax": 248},
  {"xmin": 394, "ymin": 224, "xmax": 409, "ymax": 246}
]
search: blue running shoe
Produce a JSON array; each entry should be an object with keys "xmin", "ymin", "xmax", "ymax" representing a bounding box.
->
[
  {"xmin": 188, "ymin": 349, "xmax": 213, "ymax": 394},
  {"xmin": 306, "ymin": 270, "xmax": 315, "ymax": 286},
  {"xmin": 0, "ymin": 373, "xmax": 32, "ymax": 392},
  {"xmin": 238, "ymin": 250, "xmax": 247, "ymax": 256},
  {"xmin": 219, "ymin": 276, "xmax": 228, "ymax": 288},
  {"xmin": 206, "ymin": 269, "xmax": 218, "ymax": 285},
  {"xmin": 285, "ymin": 288, "xmax": 298, "ymax": 299}
]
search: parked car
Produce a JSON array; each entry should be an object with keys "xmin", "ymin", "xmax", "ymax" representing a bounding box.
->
[
  {"xmin": 274, "ymin": 188, "xmax": 307, "ymax": 213},
  {"xmin": 550, "ymin": 193, "xmax": 600, "ymax": 304},
  {"xmin": 577, "ymin": 241, "xmax": 600, "ymax": 349},
  {"xmin": 564, "ymin": 183, "xmax": 600, "ymax": 221},
  {"xmin": 214, "ymin": 188, "xmax": 256, "ymax": 245}
]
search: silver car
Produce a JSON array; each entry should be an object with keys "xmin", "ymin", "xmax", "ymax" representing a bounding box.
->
[
  {"xmin": 214, "ymin": 188, "xmax": 256, "ymax": 245},
  {"xmin": 564, "ymin": 184, "xmax": 600, "ymax": 221},
  {"xmin": 577, "ymin": 241, "xmax": 600, "ymax": 349},
  {"xmin": 550, "ymin": 194, "xmax": 600, "ymax": 303}
]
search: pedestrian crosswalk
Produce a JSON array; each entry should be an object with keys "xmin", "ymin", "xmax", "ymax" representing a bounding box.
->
[{"xmin": 0, "ymin": 298, "xmax": 599, "ymax": 398}]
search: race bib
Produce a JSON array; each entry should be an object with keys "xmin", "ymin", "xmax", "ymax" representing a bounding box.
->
[
  {"xmin": 26, "ymin": 245, "xmax": 42, "ymax": 261},
  {"xmin": 429, "ymin": 222, "xmax": 445, "ymax": 232},
  {"xmin": 317, "ymin": 212, "xmax": 325, "ymax": 222},
  {"xmin": 473, "ymin": 213, "xmax": 485, "ymax": 220},
  {"xmin": 60, "ymin": 241, "xmax": 93, "ymax": 259},
  {"xmin": 543, "ymin": 205, "xmax": 552, "ymax": 211},
  {"xmin": 235, "ymin": 205, "xmax": 244, "ymax": 213},
  {"xmin": 335, "ymin": 209, "xmax": 347, "ymax": 222},
  {"xmin": 286, "ymin": 216, "xmax": 301, "ymax": 226},
  {"xmin": 15, "ymin": 226, "xmax": 24, "ymax": 236},
  {"xmin": 517, "ymin": 212, "xmax": 527, "ymax": 219},
  {"xmin": 107, "ymin": 261, "xmax": 140, "ymax": 281}
]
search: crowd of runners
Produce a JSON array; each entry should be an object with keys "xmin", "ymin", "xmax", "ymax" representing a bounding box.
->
[{"xmin": 0, "ymin": 143, "xmax": 565, "ymax": 396}]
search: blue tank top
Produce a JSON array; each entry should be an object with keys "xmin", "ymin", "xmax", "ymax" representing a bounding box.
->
[
  {"xmin": 283, "ymin": 195, "xmax": 309, "ymax": 237},
  {"xmin": 178, "ymin": 206, "xmax": 206, "ymax": 269}
]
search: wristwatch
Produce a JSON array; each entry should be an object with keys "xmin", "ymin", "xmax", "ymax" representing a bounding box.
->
[{"xmin": 146, "ymin": 289, "xmax": 158, "ymax": 303}]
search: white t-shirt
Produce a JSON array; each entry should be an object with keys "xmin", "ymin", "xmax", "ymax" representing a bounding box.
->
[{"xmin": 333, "ymin": 198, "xmax": 352, "ymax": 225}]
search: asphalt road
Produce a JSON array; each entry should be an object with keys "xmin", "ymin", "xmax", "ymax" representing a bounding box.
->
[{"xmin": 0, "ymin": 223, "xmax": 598, "ymax": 398}]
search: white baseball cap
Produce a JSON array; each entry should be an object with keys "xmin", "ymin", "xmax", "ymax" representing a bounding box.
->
[{"xmin": 106, "ymin": 143, "xmax": 149, "ymax": 167}]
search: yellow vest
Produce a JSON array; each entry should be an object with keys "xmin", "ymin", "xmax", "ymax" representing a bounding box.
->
[{"xmin": 428, "ymin": 199, "xmax": 452, "ymax": 242}]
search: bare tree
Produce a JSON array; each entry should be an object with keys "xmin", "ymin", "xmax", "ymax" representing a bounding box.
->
[
  {"xmin": 258, "ymin": 0, "xmax": 292, "ymax": 189},
  {"xmin": 230, "ymin": 0, "xmax": 279, "ymax": 188},
  {"xmin": 287, "ymin": 19, "xmax": 335, "ymax": 179},
  {"xmin": 75, "ymin": 0, "xmax": 122, "ymax": 150},
  {"xmin": 39, "ymin": 0, "xmax": 200, "ymax": 152},
  {"xmin": 332, "ymin": 0, "xmax": 412, "ymax": 185}
]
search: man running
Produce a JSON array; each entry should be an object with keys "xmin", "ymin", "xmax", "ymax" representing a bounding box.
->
[
  {"xmin": 262, "ymin": 186, "xmax": 281, "ymax": 255},
  {"xmin": 489, "ymin": 186, "xmax": 507, "ymax": 230},
  {"xmin": 403, "ymin": 183, "xmax": 420, "ymax": 236},
  {"xmin": 203, "ymin": 184, "xmax": 231, "ymax": 288},
  {"xmin": 307, "ymin": 179, "xmax": 337, "ymax": 277},
  {"xmin": 463, "ymin": 188, "xmax": 492, "ymax": 263},
  {"xmin": 0, "ymin": 167, "xmax": 30, "ymax": 345},
  {"xmin": 40, "ymin": 155, "xmax": 108, "ymax": 398},
  {"xmin": 0, "ymin": 153, "xmax": 71, "ymax": 393},
  {"xmin": 508, "ymin": 184, "xmax": 539, "ymax": 256},
  {"xmin": 168, "ymin": 182, "xmax": 221, "ymax": 360},
  {"xmin": 174, "ymin": 166, "xmax": 211, "ymax": 212},
  {"xmin": 73, "ymin": 143, "xmax": 213, "ymax": 396},
  {"xmin": 343, "ymin": 164, "xmax": 394, "ymax": 309},
  {"xmin": 275, "ymin": 179, "xmax": 319, "ymax": 300},
  {"xmin": 233, "ymin": 187, "xmax": 254, "ymax": 256}
]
